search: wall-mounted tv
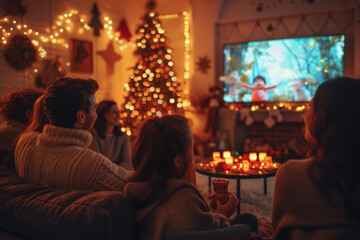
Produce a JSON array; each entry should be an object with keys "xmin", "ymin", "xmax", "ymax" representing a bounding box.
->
[{"xmin": 222, "ymin": 34, "xmax": 345, "ymax": 103}]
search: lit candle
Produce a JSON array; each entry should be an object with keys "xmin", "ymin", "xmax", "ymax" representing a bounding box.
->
[
  {"xmin": 243, "ymin": 160, "xmax": 250, "ymax": 171},
  {"xmin": 265, "ymin": 156, "xmax": 272, "ymax": 168},
  {"xmin": 223, "ymin": 151, "xmax": 231, "ymax": 158},
  {"xmin": 225, "ymin": 157, "xmax": 233, "ymax": 167},
  {"xmin": 259, "ymin": 152, "xmax": 267, "ymax": 162},
  {"xmin": 213, "ymin": 152, "xmax": 221, "ymax": 161},
  {"xmin": 249, "ymin": 152, "xmax": 257, "ymax": 162}
]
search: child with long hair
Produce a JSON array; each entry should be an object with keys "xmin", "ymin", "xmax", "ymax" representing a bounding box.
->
[{"xmin": 124, "ymin": 115, "xmax": 258, "ymax": 239}]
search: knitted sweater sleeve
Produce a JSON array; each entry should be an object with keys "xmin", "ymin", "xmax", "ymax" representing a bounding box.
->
[{"xmin": 89, "ymin": 154, "xmax": 133, "ymax": 191}]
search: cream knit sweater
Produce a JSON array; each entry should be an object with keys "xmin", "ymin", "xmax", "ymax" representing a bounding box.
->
[{"xmin": 15, "ymin": 125, "xmax": 131, "ymax": 191}]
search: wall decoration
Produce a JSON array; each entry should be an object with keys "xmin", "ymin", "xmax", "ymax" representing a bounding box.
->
[
  {"xmin": 70, "ymin": 39, "xmax": 93, "ymax": 73},
  {"xmin": 196, "ymin": 55, "xmax": 211, "ymax": 74},
  {"xmin": 35, "ymin": 56, "xmax": 65, "ymax": 88},
  {"xmin": 88, "ymin": 3, "xmax": 103, "ymax": 36},
  {"xmin": 116, "ymin": 19, "xmax": 132, "ymax": 42},
  {"xmin": 97, "ymin": 40, "xmax": 121, "ymax": 73},
  {"xmin": 4, "ymin": 34, "xmax": 37, "ymax": 70}
]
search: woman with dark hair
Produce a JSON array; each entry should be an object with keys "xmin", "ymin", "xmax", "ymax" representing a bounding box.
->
[
  {"xmin": 124, "ymin": 115, "xmax": 258, "ymax": 240},
  {"xmin": 90, "ymin": 100, "xmax": 132, "ymax": 170},
  {"xmin": 0, "ymin": 87, "xmax": 44, "ymax": 169},
  {"xmin": 272, "ymin": 77, "xmax": 360, "ymax": 239}
]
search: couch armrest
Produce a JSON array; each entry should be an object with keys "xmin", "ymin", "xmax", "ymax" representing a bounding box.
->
[{"xmin": 165, "ymin": 224, "xmax": 251, "ymax": 240}]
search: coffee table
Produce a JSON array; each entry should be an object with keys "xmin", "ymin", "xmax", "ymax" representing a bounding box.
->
[{"xmin": 195, "ymin": 162, "xmax": 278, "ymax": 214}]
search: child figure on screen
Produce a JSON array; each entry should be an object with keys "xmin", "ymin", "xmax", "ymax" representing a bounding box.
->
[{"xmin": 239, "ymin": 75, "xmax": 281, "ymax": 102}]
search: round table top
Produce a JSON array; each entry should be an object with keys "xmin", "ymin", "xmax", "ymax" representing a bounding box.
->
[{"xmin": 195, "ymin": 162, "xmax": 278, "ymax": 180}]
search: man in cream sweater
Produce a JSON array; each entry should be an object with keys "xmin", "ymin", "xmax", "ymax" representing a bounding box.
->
[{"xmin": 15, "ymin": 77, "xmax": 132, "ymax": 191}]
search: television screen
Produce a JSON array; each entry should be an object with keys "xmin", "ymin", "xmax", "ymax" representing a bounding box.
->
[{"xmin": 222, "ymin": 34, "xmax": 345, "ymax": 103}]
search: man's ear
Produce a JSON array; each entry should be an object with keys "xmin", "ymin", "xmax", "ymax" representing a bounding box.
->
[
  {"xmin": 174, "ymin": 155, "xmax": 183, "ymax": 169},
  {"xmin": 76, "ymin": 110, "xmax": 86, "ymax": 124}
]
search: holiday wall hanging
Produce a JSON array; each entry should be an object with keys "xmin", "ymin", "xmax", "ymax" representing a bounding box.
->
[
  {"xmin": 196, "ymin": 55, "xmax": 211, "ymax": 74},
  {"xmin": 4, "ymin": 34, "xmax": 37, "ymax": 70}
]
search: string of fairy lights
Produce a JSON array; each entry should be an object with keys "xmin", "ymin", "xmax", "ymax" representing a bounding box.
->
[
  {"xmin": 0, "ymin": 9, "xmax": 192, "ymax": 109},
  {"xmin": 159, "ymin": 11, "xmax": 191, "ymax": 109},
  {"xmin": 228, "ymin": 102, "xmax": 308, "ymax": 112}
]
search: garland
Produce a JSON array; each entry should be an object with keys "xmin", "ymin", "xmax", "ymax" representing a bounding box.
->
[{"xmin": 4, "ymin": 34, "xmax": 37, "ymax": 70}]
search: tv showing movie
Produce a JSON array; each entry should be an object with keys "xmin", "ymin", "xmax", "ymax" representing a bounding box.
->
[{"xmin": 222, "ymin": 34, "xmax": 345, "ymax": 103}]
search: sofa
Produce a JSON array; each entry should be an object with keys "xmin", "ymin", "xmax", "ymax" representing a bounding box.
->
[{"xmin": 0, "ymin": 166, "xmax": 253, "ymax": 240}]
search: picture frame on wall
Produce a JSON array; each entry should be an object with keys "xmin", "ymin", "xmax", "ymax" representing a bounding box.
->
[{"xmin": 69, "ymin": 39, "xmax": 93, "ymax": 73}]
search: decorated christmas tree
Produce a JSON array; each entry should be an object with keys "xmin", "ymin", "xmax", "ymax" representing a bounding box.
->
[{"xmin": 121, "ymin": 0, "xmax": 184, "ymax": 134}]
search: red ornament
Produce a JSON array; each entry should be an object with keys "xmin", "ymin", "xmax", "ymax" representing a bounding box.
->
[
  {"xmin": 116, "ymin": 19, "xmax": 132, "ymax": 42},
  {"xmin": 196, "ymin": 55, "xmax": 211, "ymax": 74}
]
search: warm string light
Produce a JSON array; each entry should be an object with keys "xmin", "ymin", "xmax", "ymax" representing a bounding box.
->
[
  {"xmin": 158, "ymin": 11, "xmax": 191, "ymax": 110},
  {"xmin": 228, "ymin": 102, "xmax": 309, "ymax": 112},
  {"xmin": 102, "ymin": 16, "xmax": 135, "ymax": 51},
  {"xmin": 0, "ymin": 17, "xmax": 51, "ymax": 58}
]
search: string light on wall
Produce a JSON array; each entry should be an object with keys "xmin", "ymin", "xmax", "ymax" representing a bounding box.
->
[
  {"xmin": 228, "ymin": 102, "xmax": 309, "ymax": 112},
  {"xmin": 102, "ymin": 16, "xmax": 135, "ymax": 51},
  {"xmin": 159, "ymin": 11, "xmax": 192, "ymax": 109}
]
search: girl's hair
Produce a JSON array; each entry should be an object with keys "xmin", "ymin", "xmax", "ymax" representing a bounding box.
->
[
  {"xmin": 127, "ymin": 115, "xmax": 192, "ymax": 203},
  {"xmin": 25, "ymin": 94, "xmax": 49, "ymax": 133},
  {"xmin": 0, "ymin": 88, "xmax": 44, "ymax": 124},
  {"xmin": 306, "ymin": 77, "xmax": 360, "ymax": 221},
  {"xmin": 93, "ymin": 100, "xmax": 123, "ymax": 138}
]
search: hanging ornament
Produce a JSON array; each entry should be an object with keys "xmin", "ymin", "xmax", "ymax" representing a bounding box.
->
[
  {"xmin": 116, "ymin": 18, "xmax": 132, "ymax": 42},
  {"xmin": 196, "ymin": 55, "xmax": 211, "ymax": 74},
  {"xmin": 97, "ymin": 40, "xmax": 122, "ymax": 73},
  {"xmin": 4, "ymin": 34, "xmax": 37, "ymax": 70},
  {"xmin": 264, "ymin": 109, "xmax": 283, "ymax": 128},
  {"xmin": 35, "ymin": 56, "xmax": 65, "ymax": 88},
  {"xmin": 240, "ymin": 108, "xmax": 254, "ymax": 126},
  {"xmin": 88, "ymin": 3, "xmax": 103, "ymax": 36}
]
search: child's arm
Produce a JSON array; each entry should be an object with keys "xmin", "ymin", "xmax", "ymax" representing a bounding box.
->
[
  {"xmin": 264, "ymin": 81, "xmax": 283, "ymax": 90},
  {"xmin": 238, "ymin": 82, "xmax": 256, "ymax": 90}
]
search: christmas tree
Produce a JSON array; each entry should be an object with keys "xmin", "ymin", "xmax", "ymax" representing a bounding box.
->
[{"xmin": 121, "ymin": 0, "xmax": 184, "ymax": 134}]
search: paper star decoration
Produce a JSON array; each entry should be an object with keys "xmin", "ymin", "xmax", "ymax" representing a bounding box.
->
[
  {"xmin": 97, "ymin": 41, "xmax": 122, "ymax": 73},
  {"xmin": 196, "ymin": 55, "xmax": 211, "ymax": 74}
]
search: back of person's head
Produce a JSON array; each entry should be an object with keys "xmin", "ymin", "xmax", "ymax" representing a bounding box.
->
[
  {"xmin": 43, "ymin": 77, "xmax": 99, "ymax": 128},
  {"xmin": 0, "ymin": 88, "xmax": 44, "ymax": 125},
  {"xmin": 253, "ymin": 75, "xmax": 266, "ymax": 84},
  {"xmin": 93, "ymin": 100, "xmax": 122, "ymax": 138},
  {"xmin": 129, "ymin": 115, "xmax": 192, "ymax": 185},
  {"xmin": 305, "ymin": 77, "xmax": 360, "ymax": 221}
]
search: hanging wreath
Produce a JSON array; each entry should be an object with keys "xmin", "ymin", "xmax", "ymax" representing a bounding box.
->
[{"xmin": 4, "ymin": 34, "xmax": 37, "ymax": 70}]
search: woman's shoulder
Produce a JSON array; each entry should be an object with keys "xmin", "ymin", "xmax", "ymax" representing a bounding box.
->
[{"xmin": 281, "ymin": 158, "xmax": 313, "ymax": 170}]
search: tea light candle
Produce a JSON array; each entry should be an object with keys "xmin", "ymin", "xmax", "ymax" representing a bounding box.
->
[
  {"xmin": 225, "ymin": 157, "xmax": 233, "ymax": 167},
  {"xmin": 265, "ymin": 156, "xmax": 272, "ymax": 168},
  {"xmin": 223, "ymin": 151, "xmax": 231, "ymax": 158},
  {"xmin": 243, "ymin": 160, "xmax": 250, "ymax": 171},
  {"xmin": 249, "ymin": 152, "xmax": 257, "ymax": 162},
  {"xmin": 213, "ymin": 152, "xmax": 221, "ymax": 160},
  {"xmin": 259, "ymin": 152, "xmax": 267, "ymax": 162}
]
